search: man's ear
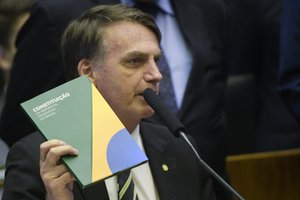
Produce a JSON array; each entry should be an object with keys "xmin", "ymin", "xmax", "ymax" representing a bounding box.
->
[{"xmin": 77, "ymin": 59, "xmax": 95, "ymax": 82}]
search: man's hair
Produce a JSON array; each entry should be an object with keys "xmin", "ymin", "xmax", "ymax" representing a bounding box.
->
[{"xmin": 61, "ymin": 4, "xmax": 161, "ymax": 80}]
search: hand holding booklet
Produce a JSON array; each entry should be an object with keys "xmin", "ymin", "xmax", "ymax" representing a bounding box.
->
[{"xmin": 21, "ymin": 76, "xmax": 148, "ymax": 188}]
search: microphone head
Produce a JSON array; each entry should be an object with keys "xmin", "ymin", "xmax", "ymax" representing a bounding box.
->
[{"xmin": 143, "ymin": 88, "xmax": 185, "ymax": 137}]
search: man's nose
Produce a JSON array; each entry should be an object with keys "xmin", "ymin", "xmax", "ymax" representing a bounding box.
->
[{"xmin": 145, "ymin": 61, "xmax": 163, "ymax": 82}]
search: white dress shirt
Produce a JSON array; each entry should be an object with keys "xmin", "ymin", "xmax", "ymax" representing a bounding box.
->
[{"xmin": 105, "ymin": 125, "xmax": 160, "ymax": 200}]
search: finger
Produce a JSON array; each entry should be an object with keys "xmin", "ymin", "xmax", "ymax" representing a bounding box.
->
[
  {"xmin": 60, "ymin": 171, "xmax": 75, "ymax": 186},
  {"xmin": 44, "ymin": 171, "xmax": 74, "ymax": 199},
  {"xmin": 40, "ymin": 139, "xmax": 66, "ymax": 161},
  {"xmin": 47, "ymin": 171, "xmax": 74, "ymax": 190},
  {"xmin": 40, "ymin": 163, "xmax": 70, "ymax": 185},
  {"xmin": 41, "ymin": 163, "xmax": 70, "ymax": 180},
  {"xmin": 43, "ymin": 144, "xmax": 79, "ymax": 167},
  {"xmin": 66, "ymin": 175, "xmax": 74, "ymax": 191},
  {"xmin": 55, "ymin": 164, "xmax": 71, "ymax": 178}
]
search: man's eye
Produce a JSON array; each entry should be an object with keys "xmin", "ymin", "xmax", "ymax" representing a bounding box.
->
[
  {"xmin": 128, "ymin": 58, "xmax": 143, "ymax": 64},
  {"xmin": 125, "ymin": 57, "xmax": 146, "ymax": 67}
]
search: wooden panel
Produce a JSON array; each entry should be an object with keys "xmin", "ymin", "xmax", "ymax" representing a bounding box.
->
[{"xmin": 226, "ymin": 148, "xmax": 300, "ymax": 200}]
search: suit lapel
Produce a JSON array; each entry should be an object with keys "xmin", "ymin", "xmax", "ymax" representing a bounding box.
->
[
  {"xmin": 171, "ymin": 0, "xmax": 205, "ymax": 53},
  {"xmin": 170, "ymin": 0, "xmax": 208, "ymax": 117},
  {"xmin": 170, "ymin": 0, "xmax": 226, "ymax": 119},
  {"xmin": 140, "ymin": 122, "xmax": 179, "ymax": 200}
]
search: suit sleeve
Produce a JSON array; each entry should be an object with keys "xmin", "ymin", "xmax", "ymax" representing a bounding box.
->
[
  {"xmin": 278, "ymin": 0, "xmax": 300, "ymax": 123},
  {"xmin": 2, "ymin": 138, "xmax": 46, "ymax": 199},
  {"xmin": 0, "ymin": 1, "xmax": 66, "ymax": 147}
]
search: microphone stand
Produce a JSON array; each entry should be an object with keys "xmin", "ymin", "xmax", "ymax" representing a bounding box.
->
[
  {"xmin": 179, "ymin": 131, "xmax": 245, "ymax": 200},
  {"xmin": 143, "ymin": 88, "xmax": 245, "ymax": 200}
]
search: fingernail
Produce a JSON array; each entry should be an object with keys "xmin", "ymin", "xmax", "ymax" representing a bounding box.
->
[{"xmin": 74, "ymin": 149, "xmax": 79, "ymax": 155}]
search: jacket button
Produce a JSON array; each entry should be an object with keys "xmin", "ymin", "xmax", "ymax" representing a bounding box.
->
[{"xmin": 162, "ymin": 164, "xmax": 168, "ymax": 172}]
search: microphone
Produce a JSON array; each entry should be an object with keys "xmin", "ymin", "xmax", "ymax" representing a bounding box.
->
[
  {"xmin": 143, "ymin": 88, "xmax": 185, "ymax": 137},
  {"xmin": 143, "ymin": 88, "xmax": 244, "ymax": 200}
]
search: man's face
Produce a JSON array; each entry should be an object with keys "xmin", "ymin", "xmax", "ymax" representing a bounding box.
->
[{"xmin": 90, "ymin": 21, "xmax": 162, "ymax": 131}]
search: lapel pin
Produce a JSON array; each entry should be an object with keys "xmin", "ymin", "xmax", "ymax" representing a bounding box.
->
[{"xmin": 162, "ymin": 164, "xmax": 168, "ymax": 172}]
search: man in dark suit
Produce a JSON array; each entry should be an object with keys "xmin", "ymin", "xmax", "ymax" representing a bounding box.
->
[
  {"xmin": 3, "ymin": 5, "xmax": 216, "ymax": 199},
  {"xmin": 225, "ymin": 0, "xmax": 300, "ymax": 152},
  {"xmin": 0, "ymin": 0, "xmax": 227, "ymax": 190},
  {"xmin": 3, "ymin": 124, "xmax": 215, "ymax": 200}
]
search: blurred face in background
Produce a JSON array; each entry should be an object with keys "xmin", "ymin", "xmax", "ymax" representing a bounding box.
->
[{"xmin": 0, "ymin": 12, "xmax": 30, "ymax": 84}]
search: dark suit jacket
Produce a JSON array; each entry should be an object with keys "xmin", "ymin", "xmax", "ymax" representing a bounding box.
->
[
  {"xmin": 3, "ymin": 121, "xmax": 215, "ymax": 200},
  {"xmin": 0, "ymin": 0, "xmax": 227, "ymax": 176}
]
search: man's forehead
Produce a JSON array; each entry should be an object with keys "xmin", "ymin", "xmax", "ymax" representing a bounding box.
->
[{"xmin": 104, "ymin": 20, "xmax": 157, "ymax": 39}]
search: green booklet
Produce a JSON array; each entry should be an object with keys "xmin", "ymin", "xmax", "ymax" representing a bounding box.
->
[{"xmin": 21, "ymin": 76, "xmax": 148, "ymax": 188}]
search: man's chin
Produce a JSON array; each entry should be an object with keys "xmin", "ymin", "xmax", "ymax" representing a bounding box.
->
[{"xmin": 141, "ymin": 107, "xmax": 155, "ymax": 118}]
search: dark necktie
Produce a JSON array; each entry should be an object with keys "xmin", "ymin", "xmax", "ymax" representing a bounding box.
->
[
  {"xmin": 117, "ymin": 170, "xmax": 139, "ymax": 200},
  {"xmin": 134, "ymin": 1, "xmax": 178, "ymax": 113}
]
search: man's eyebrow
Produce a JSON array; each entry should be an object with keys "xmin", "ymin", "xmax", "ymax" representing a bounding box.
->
[
  {"xmin": 125, "ymin": 51, "xmax": 162, "ymax": 57},
  {"xmin": 126, "ymin": 51, "xmax": 146, "ymax": 57}
]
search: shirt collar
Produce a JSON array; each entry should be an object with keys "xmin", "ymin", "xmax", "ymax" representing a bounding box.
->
[{"xmin": 131, "ymin": 124, "xmax": 140, "ymax": 141}]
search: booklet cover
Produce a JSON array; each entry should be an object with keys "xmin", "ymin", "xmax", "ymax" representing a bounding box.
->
[{"xmin": 21, "ymin": 76, "xmax": 148, "ymax": 188}]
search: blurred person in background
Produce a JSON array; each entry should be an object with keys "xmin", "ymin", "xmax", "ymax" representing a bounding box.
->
[
  {"xmin": 225, "ymin": 0, "xmax": 300, "ymax": 152},
  {"xmin": 0, "ymin": 0, "xmax": 34, "ymax": 198},
  {"xmin": 0, "ymin": 0, "xmax": 33, "ymax": 112}
]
